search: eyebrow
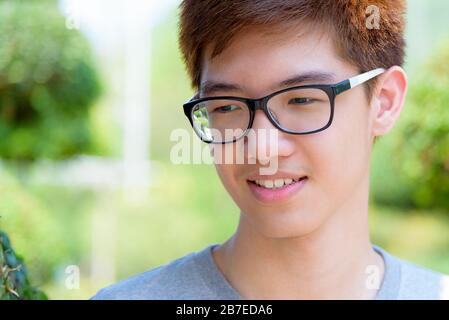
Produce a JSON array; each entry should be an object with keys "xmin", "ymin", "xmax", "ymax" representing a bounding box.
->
[{"xmin": 199, "ymin": 71, "xmax": 337, "ymax": 96}]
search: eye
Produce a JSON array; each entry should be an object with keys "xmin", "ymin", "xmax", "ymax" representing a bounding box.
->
[
  {"xmin": 289, "ymin": 97, "xmax": 316, "ymax": 105},
  {"xmin": 212, "ymin": 104, "xmax": 241, "ymax": 113}
]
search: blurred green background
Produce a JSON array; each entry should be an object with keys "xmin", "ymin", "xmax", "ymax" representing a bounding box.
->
[{"xmin": 0, "ymin": 0, "xmax": 448, "ymax": 299}]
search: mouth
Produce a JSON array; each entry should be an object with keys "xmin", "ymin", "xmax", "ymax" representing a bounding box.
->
[
  {"xmin": 247, "ymin": 177, "xmax": 307, "ymax": 189},
  {"xmin": 246, "ymin": 176, "xmax": 308, "ymax": 203}
]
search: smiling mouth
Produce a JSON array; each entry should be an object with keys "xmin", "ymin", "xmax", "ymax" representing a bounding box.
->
[{"xmin": 247, "ymin": 176, "xmax": 308, "ymax": 189}]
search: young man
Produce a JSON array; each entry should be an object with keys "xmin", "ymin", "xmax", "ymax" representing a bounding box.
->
[{"xmin": 93, "ymin": 0, "xmax": 448, "ymax": 299}]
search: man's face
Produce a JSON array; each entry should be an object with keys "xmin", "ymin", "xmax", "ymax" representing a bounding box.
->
[{"xmin": 200, "ymin": 25, "xmax": 375, "ymax": 238}]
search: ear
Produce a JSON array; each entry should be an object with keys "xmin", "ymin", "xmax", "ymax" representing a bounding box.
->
[{"xmin": 370, "ymin": 66, "xmax": 408, "ymax": 138}]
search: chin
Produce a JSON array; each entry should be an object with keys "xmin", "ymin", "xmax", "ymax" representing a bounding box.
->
[{"xmin": 242, "ymin": 207, "xmax": 327, "ymax": 239}]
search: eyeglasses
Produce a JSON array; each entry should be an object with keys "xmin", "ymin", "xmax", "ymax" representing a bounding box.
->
[{"xmin": 183, "ymin": 68, "xmax": 385, "ymax": 144}]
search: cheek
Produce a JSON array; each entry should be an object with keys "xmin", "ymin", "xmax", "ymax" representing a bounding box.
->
[
  {"xmin": 303, "ymin": 96, "xmax": 371, "ymax": 199},
  {"xmin": 214, "ymin": 160, "xmax": 242, "ymax": 204}
]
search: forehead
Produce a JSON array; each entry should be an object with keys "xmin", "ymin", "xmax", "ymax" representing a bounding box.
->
[{"xmin": 200, "ymin": 25, "xmax": 354, "ymax": 96}]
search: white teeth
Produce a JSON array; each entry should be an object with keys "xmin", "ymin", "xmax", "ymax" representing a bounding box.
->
[
  {"xmin": 265, "ymin": 180, "xmax": 274, "ymax": 188},
  {"xmin": 274, "ymin": 179, "xmax": 284, "ymax": 188},
  {"xmin": 253, "ymin": 178, "xmax": 301, "ymax": 189}
]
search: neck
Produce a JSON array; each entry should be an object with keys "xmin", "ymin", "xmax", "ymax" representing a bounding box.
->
[{"xmin": 213, "ymin": 173, "xmax": 384, "ymax": 299}]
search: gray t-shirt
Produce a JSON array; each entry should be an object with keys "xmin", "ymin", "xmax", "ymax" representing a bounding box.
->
[{"xmin": 91, "ymin": 244, "xmax": 448, "ymax": 300}]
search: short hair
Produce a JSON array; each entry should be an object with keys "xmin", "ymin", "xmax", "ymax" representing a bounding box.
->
[{"xmin": 178, "ymin": 0, "xmax": 406, "ymax": 97}]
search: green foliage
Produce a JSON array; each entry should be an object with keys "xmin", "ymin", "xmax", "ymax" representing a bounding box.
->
[
  {"xmin": 0, "ymin": 229, "xmax": 47, "ymax": 300},
  {"xmin": 370, "ymin": 137, "xmax": 415, "ymax": 208},
  {"xmin": 372, "ymin": 41, "xmax": 449, "ymax": 210},
  {"xmin": 0, "ymin": 169, "xmax": 90, "ymax": 289},
  {"xmin": 150, "ymin": 10, "xmax": 193, "ymax": 161},
  {"xmin": 0, "ymin": 0, "xmax": 101, "ymax": 161},
  {"xmin": 393, "ymin": 42, "xmax": 449, "ymax": 209}
]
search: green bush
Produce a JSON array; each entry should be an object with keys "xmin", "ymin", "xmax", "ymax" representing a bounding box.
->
[
  {"xmin": 0, "ymin": 169, "xmax": 89, "ymax": 289},
  {"xmin": 0, "ymin": 0, "xmax": 101, "ymax": 161},
  {"xmin": 372, "ymin": 41, "xmax": 449, "ymax": 211},
  {"xmin": 0, "ymin": 229, "xmax": 47, "ymax": 300}
]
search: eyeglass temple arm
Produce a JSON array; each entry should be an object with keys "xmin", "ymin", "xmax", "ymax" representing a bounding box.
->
[
  {"xmin": 185, "ymin": 68, "xmax": 386, "ymax": 101},
  {"xmin": 334, "ymin": 68, "xmax": 386, "ymax": 95}
]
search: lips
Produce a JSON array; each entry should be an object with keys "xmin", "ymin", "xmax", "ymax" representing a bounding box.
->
[{"xmin": 247, "ymin": 176, "xmax": 308, "ymax": 203}]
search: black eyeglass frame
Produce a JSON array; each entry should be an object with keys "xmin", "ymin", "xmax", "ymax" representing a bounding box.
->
[{"xmin": 183, "ymin": 68, "xmax": 385, "ymax": 144}]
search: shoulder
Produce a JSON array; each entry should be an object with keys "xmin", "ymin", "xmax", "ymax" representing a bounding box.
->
[
  {"xmin": 376, "ymin": 245, "xmax": 449, "ymax": 300},
  {"xmin": 91, "ymin": 245, "xmax": 217, "ymax": 300},
  {"xmin": 398, "ymin": 257, "xmax": 449, "ymax": 299}
]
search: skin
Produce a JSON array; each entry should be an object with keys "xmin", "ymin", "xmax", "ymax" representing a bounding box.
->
[{"xmin": 199, "ymin": 24, "xmax": 407, "ymax": 299}]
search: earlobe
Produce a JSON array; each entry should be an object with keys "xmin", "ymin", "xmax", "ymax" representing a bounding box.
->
[{"xmin": 371, "ymin": 66, "xmax": 408, "ymax": 137}]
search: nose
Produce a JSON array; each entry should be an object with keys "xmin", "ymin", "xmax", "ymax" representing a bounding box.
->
[
  {"xmin": 246, "ymin": 110, "xmax": 294, "ymax": 165},
  {"xmin": 250, "ymin": 110, "xmax": 276, "ymax": 164}
]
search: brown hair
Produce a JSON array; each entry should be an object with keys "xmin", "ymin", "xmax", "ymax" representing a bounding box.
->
[{"xmin": 178, "ymin": 0, "xmax": 406, "ymax": 96}]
